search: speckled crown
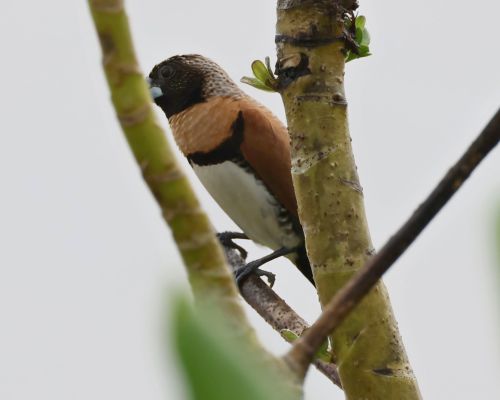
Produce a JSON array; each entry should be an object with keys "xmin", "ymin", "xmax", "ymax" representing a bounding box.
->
[{"xmin": 169, "ymin": 54, "xmax": 244, "ymax": 99}]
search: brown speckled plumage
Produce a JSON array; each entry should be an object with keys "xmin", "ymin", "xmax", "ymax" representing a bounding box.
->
[{"xmin": 157, "ymin": 54, "xmax": 244, "ymax": 99}]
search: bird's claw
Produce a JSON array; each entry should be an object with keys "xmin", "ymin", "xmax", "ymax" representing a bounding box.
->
[
  {"xmin": 256, "ymin": 268, "xmax": 276, "ymax": 287},
  {"xmin": 216, "ymin": 231, "xmax": 248, "ymax": 259},
  {"xmin": 235, "ymin": 260, "xmax": 275, "ymax": 288}
]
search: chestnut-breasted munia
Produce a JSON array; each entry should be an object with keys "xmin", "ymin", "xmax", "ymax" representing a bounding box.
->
[{"xmin": 148, "ymin": 54, "xmax": 313, "ymax": 285}]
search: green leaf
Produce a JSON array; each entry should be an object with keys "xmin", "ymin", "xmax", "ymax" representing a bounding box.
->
[
  {"xmin": 241, "ymin": 58, "xmax": 278, "ymax": 92},
  {"xmin": 355, "ymin": 15, "xmax": 366, "ymax": 30},
  {"xmin": 355, "ymin": 27, "xmax": 363, "ymax": 44},
  {"xmin": 345, "ymin": 51, "xmax": 356, "ymax": 63},
  {"xmin": 361, "ymin": 28, "xmax": 371, "ymax": 47},
  {"xmin": 240, "ymin": 76, "xmax": 276, "ymax": 92},
  {"xmin": 251, "ymin": 60, "xmax": 271, "ymax": 84},
  {"xmin": 345, "ymin": 15, "xmax": 372, "ymax": 63},
  {"xmin": 172, "ymin": 295, "xmax": 297, "ymax": 400}
]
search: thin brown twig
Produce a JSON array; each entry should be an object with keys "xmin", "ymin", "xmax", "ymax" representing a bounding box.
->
[
  {"xmin": 223, "ymin": 247, "xmax": 342, "ymax": 388},
  {"xmin": 284, "ymin": 108, "xmax": 500, "ymax": 377}
]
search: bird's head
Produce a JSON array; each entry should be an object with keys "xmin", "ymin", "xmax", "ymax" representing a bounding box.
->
[{"xmin": 147, "ymin": 54, "xmax": 242, "ymax": 118}]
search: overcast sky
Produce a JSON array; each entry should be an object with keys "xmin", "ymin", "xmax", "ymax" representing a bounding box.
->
[{"xmin": 1, "ymin": 1, "xmax": 499, "ymax": 399}]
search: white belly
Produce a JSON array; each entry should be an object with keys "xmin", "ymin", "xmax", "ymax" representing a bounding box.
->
[{"xmin": 192, "ymin": 161, "xmax": 300, "ymax": 250}]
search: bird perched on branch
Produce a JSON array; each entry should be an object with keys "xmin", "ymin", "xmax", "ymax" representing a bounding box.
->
[{"xmin": 148, "ymin": 54, "xmax": 314, "ymax": 286}]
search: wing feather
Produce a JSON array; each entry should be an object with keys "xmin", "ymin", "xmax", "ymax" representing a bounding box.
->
[{"xmin": 239, "ymin": 98, "xmax": 298, "ymax": 217}]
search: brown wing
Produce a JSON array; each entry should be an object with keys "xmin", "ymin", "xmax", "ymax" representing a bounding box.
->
[
  {"xmin": 169, "ymin": 95, "xmax": 297, "ymax": 217},
  {"xmin": 238, "ymin": 97, "xmax": 298, "ymax": 217}
]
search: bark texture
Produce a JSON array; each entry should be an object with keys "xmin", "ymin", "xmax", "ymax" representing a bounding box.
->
[{"xmin": 276, "ymin": 1, "xmax": 421, "ymax": 398}]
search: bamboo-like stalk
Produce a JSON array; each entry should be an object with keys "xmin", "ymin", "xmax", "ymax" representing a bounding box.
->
[
  {"xmin": 285, "ymin": 107, "xmax": 500, "ymax": 379},
  {"xmin": 275, "ymin": 1, "xmax": 421, "ymax": 398},
  {"xmin": 87, "ymin": 0, "xmax": 256, "ymax": 343}
]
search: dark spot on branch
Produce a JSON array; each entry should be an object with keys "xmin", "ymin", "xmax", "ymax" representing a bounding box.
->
[
  {"xmin": 277, "ymin": 0, "xmax": 358, "ymax": 12},
  {"xmin": 91, "ymin": 0, "xmax": 124, "ymax": 13},
  {"xmin": 304, "ymin": 80, "xmax": 334, "ymax": 94},
  {"xmin": 98, "ymin": 32, "xmax": 115, "ymax": 55},
  {"xmin": 373, "ymin": 368, "xmax": 394, "ymax": 376},
  {"xmin": 297, "ymin": 94, "xmax": 325, "ymax": 102},
  {"xmin": 340, "ymin": 178, "xmax": 363, "ymax": 194},
  {"xmin": 275, "ymin": 34, "xmax": 344, "ymax": 48},
  {"xmin": 333, "ymin": 93, "xmax": 345, "ymax": 103},
  {"xmin": 276, "ymin": 53, "xmax": 310, "ymax": 89},
  {"xmin": 342, "ymin": 0, "xmax": 359, "ymax": 11},
  {"xmin": 277, "ymin": 0, "xmax": 330, "ymax": 10},
  {"xmin": 342, "ymin": 27, "xmax": 360, "ymax": 54},
  {"xmin": 296, "ymin": 94, "xmax": 347, "ymax": 107}
]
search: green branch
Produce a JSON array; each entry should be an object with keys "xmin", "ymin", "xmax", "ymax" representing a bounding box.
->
[
  {"xmin": 275, "ymin": 1, "xmax": 421, "ymax": 398},
  {"xmin": 87, "ymin": 0, "xmax": 255, "ymax": 341},
  {"xmin": 286, "ymin": 107, "xmax": 500, "ymax": 388}
]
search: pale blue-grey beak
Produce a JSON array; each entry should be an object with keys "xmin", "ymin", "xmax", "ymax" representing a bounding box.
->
[{"xmin": 146, "ymin": 77, "xmax": 163, "ymax": 99}]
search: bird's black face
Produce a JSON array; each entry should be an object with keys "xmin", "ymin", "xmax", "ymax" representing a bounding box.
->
[{"xmin": 148, "ymin": 57, "xmax": 205, "ymax": 118}]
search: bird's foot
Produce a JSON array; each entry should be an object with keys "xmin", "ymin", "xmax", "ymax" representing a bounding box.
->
[
  {"xmin": 256, "ymin": 269, "xmax": 276, "ymax": 287},
  {"xmin": 235, "ymin": 261, "xmax": 276, "ymax": 288},
  {"xmin": 216, "ymin": 231, "xmax": 249, "ymax": 259},
  {"xmin": 235, "ymin": 246, "xmax": 297, "ymax": 287}
]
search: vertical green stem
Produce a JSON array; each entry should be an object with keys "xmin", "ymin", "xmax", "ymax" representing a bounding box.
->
[
  {"xmin": 276, "ymin": 1, "xmax": 421, "ymax": 398},
  {"xmin": 87, "ymin": 0, "xmax": 253, "ymax": 341}
]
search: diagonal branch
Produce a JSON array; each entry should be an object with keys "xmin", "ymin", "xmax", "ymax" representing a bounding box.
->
[
  {"xmin": 223, "ymin": 247, "xmax": 341, "ymax": 388},
  {"xmin": 87, "ymin": 0, "xmax": 262, "ymax": 354},
  {"xmin": 284, "ymin": 108, "xmax": 500, "ymax": 377}
]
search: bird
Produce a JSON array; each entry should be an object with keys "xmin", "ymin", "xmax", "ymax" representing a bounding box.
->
[{"xmin": 147, "ymin": 54, "xmax": 314, "ymax": 286}]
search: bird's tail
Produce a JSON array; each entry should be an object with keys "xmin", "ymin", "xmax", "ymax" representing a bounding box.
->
[{"xmin": 293, "ymin": 245, "xmax": 315, "ymax": 286}]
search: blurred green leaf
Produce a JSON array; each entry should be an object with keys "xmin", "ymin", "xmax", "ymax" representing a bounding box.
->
[
  {"xmin": 355, "ymin": 27, "xmax": 363, "ymax": 44},
  {"xmin": 316, "ymin": 339, "xmax": 332, "ymax": 363},
  {"xmin": 172, "ymin": 296, "xmax": 297, "ymax": 400},
  {"xmin": 355, "ymin": 15, "xmax": 366, "ymax": 30},
  {"xmin": 280, "ymin": 329, "xmax": 331, "ymax": 363},
  {"xmin": 360, "ymin": 28, "xmax": 371, "ymax": 47},
  {"xmin": 280, "ymin": 329, "xmax": 299, "ymax": 343},
  {"xmin": 345, "ymin": 51, "xmax": 356, "ymax": 63}
]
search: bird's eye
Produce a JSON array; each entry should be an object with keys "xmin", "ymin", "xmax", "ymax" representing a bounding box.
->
[{"xmin": 160, "ymin": 65, "xmax": 175, "ymax": 79}]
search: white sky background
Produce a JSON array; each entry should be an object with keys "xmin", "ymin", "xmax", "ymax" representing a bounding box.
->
[{"xmin": 0, "ymin": 0, "xmax": 499, "ymax": 399}]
